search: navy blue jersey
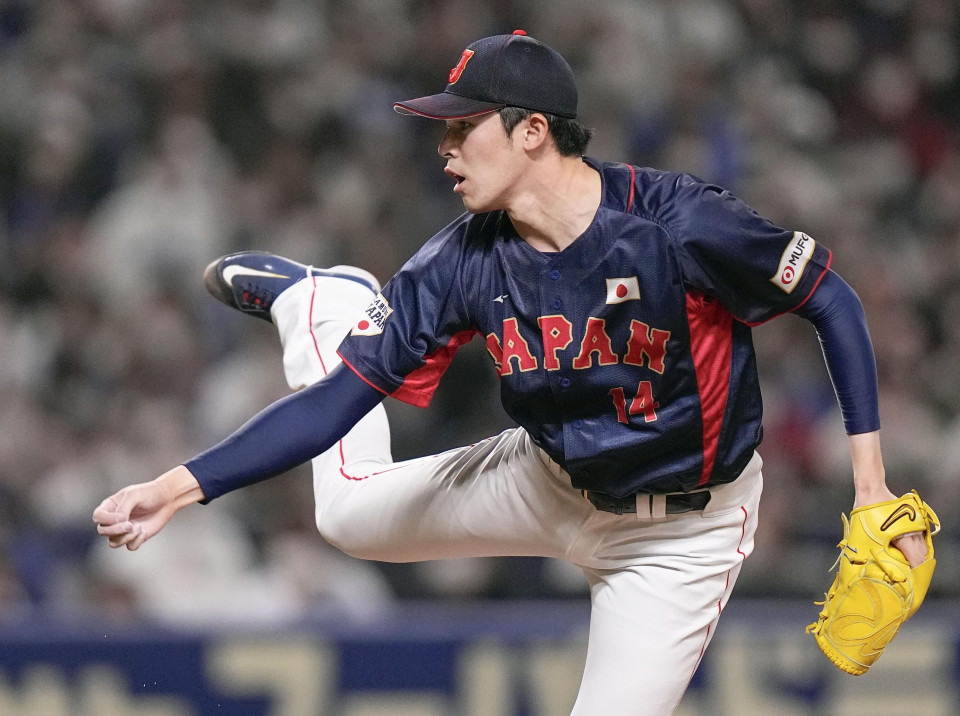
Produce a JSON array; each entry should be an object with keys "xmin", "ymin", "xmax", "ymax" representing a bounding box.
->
[{"xmin": 337, "ymin": 158, "xmax": 832, "ymax": 497}]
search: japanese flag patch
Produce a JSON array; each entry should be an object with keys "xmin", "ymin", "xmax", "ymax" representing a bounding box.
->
[
  {"xmin": 352, "ymin": 292, "xmax": 393, "ymax": 336},
  {"xmin": 605, "ymin": 277, "xmax": 641, "ymax": 304},
  {"xmin": 771, "ymin": 231, "xmax": 815, "ymax": 293}
]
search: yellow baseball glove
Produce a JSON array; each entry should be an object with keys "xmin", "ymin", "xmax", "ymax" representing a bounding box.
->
[{"xmin": 806, "ymin": 490, "xmax": 939, "ymax": 675}]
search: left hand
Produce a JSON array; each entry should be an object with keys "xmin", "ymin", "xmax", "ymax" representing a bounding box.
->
[
  {"xmin": 891, "ymin": 531, "xmax": 928, "ymax": 568},
  {"xmin": 853, "ymin": 485, "xmax": 928, "ymax": 568}
]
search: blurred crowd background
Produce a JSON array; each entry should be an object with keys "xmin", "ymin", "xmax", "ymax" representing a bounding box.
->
[{"xmin": 1, "ymin": 0, "xmax": 959, "ymax": 627}]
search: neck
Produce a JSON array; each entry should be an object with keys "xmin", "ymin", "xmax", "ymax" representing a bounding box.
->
[{"xmin": 506, "ymin": 155, "xmax": 601, "ymax": 253}]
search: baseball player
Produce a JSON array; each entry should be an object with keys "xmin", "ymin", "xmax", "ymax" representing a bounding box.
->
[{"xmin": 93, "ymin": 31, "xmax": 929, "ymax": 714}]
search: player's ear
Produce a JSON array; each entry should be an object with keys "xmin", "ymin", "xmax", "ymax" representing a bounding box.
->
[{"xmin": 519, "ymin": 113, "xmax": 551, "ymax": 151}]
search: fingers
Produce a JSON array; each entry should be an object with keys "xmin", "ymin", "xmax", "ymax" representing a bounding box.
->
[
  {"xmin": 127, "ymin": 526, "xmax": 150, "ymax": 551},
  {"xmin": 104, "ymin": 522, "xmax": 146, "ymax": 550},
  {"xmin": 93, "ymin": 490, "xmax": 149, "ymax": 550},
  {"xmin": 97, "ymin": 519, "xmax": 134, "ymax": 537},
  {"xmin": 892, "ymin": 531, "xmax": 928, "ymax": 568},
  {"xmin": 92, "ymin": 495, "xmax": 125, "ymax": 525},
  {"xmin": 93, "ymin": 482, "xmax": 171, "ymax": 551}
]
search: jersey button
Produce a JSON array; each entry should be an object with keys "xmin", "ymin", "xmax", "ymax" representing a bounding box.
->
[
  {"xmin": 560, "ymin": 377, "xmax": 571, "ymax": 388},
  {"xmin": 552, "ymin": 298, "xmax": 563, "ymax": 310},
  {"xmin": 549, "ymin": 269, "xmax": 561, "ymax": 280},
  {"xmin": 573, "ymin": 419, "xmax": 584, "ymax": 429}
]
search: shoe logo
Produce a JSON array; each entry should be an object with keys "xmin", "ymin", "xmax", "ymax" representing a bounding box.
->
[
  {"xmin": 222, "ymin": 265, "xmax": 290, "ymax": 285},
  {"xmin": 493, "ymin": 294, "xmax": 509, "ymax": 303},
  {"xmin": 880, "ymin": 504, "xmax": 916, "ymax": 531}
]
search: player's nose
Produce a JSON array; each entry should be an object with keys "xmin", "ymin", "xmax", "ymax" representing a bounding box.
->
[{"xmin": 438, "ymin": 128, "xmax": 458, "ymax": 158}]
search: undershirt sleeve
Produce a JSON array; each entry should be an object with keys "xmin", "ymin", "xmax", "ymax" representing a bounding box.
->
[
  {"xmin": 185, "ymin": 363, "xmax": 385, "ymax": 502},
  {"xmin": 793, "ymin": 270, "xmax": 880, "ymax": 435}
]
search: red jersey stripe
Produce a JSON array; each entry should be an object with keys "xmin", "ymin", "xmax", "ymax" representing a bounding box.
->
[
  {"xmin": 623, "ymin": 163, "xmax": 636, "ymax": 212},
  {"xmin": 685, "ymin": 292, "xmax": 733, "ymax": 486},
  {"xmin": 391, "ymin": 329, "xmax": 479, "ymax": 408}
]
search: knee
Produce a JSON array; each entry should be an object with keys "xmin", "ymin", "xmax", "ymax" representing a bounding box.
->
[{"xmin": 315, "ymin": 503, "xmax": 381, "ymax": 561}]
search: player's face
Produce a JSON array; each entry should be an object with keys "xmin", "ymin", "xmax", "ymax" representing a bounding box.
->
[{"xmin": 438, "ymin": 112, "xmax": 525, "ymax": 213}]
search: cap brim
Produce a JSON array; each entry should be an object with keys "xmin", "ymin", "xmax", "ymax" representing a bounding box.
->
[{"xmin": 393, "ymin": 91, "xmax": 503, "ymax": 119}]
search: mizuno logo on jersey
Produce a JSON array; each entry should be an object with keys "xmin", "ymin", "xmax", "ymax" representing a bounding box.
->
[
  {"xmin": 352, "ymin": 292, "xmax": 393, "ymax": 336},
  {"xmin": 605, "ymin": 277, "xmax": 641, "ymax": 304},
  {"xmin": 771, "ymin": 231, "xmax": 815, "ymax": 293}
]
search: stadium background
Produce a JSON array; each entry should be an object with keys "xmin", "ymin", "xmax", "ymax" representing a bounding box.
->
[{"xmin": 1, "ymin": 0, "xmax": 959, "ymax": 713}]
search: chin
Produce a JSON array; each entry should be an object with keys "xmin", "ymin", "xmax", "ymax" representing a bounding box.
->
[
  {"xmin": 459, "ymin": 197, "xmax": 484, "ymax": 213},
  {"xmin": 460, "ymin": 195, "xmax": 501, "ymax": 214}
]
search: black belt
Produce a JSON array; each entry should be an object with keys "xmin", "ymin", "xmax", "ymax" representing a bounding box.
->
[{"xmin": 584, "ymin": 490, "xmax": 711, "ymax": 516}]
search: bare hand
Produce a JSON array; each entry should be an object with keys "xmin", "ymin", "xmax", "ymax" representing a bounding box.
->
[
  {"xmin": 92, "ymin": 466, "xmax": 205, "ymax": 551},
  {"xmin": 92, "ymin": 481, "xmax": 177, "ymax": 551}
]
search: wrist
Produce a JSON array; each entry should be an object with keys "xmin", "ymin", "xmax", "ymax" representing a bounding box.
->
[
  {"xmin": 848, "ymin": 430, "xmax": 890, "ymax": 506},
  {"xmin": 853, "ymin": 466, "xmax": 888, "ymax": 498},
  {"xmin": 852, "ymin": 485, "xmax": 894, "ymax": 509},
  {"xmin": 153, "ymin": 465, "xmax": 206, "ymax": 510}
]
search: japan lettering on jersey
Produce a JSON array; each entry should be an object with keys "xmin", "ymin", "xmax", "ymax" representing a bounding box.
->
[{"xmin": 337, "ymin": 158, "xmax": 832, "ymax": 496}]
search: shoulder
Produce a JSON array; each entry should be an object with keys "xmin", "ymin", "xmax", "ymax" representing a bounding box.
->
[
  {"xmin": 398, "ymin": 210, "xmax": 505, "ymax": 276},
  {"xmin": 590, "ymin": 157, "xmax": 725, "ymax": 226},
  {"xmin": 630, "ymin": 165, "xmax": 724, "ymax": 218},
  {"xmin": 626, "ymin": 163, "xmax": 766, "ymax": 241}
]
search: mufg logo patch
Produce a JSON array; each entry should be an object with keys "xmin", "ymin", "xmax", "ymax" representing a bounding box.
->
[{"xmin": 771, "ymin": 232, "xmax": 815, "ymax": 293}]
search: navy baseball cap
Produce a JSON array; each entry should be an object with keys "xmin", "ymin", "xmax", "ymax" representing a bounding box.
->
[{"xmin": 394, "ymin": 30, "xmax": 578, "ymax": 119}]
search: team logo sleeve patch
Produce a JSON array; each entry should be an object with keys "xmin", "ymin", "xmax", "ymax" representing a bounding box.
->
[
  {"xmin": 770, "ymin": 231, "xmax": 816, "ymax": 293},
  {"xmin": 351, "ymin": 292, "xmax": 393, "ymax": 336},
  {"xmin": 605, "ymin": 276, "xmax": 641, "ymax": 304}
]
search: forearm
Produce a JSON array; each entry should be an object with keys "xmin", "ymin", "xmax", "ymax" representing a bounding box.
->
[
  {"xmin": 795, "ymin": 270, "xmax": 893, "ymax": 504},
  {"xmin": 185, "ymin": 363, "xmax": 385, "ymax": 501},
  {"xmin": 794, "ymin": 270, "xmax": 880, "ymax": 435}
]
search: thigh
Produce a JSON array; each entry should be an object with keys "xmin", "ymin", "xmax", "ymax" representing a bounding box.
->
[
  {"xmin": 572, "ymin": 471, "xmax": 761, "ymax": 715},
  {"xmin": 313, "ymin": 427, "xmax": 597, "ymax": 563}
]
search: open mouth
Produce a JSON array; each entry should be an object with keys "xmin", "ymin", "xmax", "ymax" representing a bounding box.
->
[{"xmin": 444, "ymin": 167, "xmax": 466, "ymax": 191}]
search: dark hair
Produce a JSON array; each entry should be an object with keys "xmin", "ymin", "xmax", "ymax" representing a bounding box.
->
[{"xmin": 499, "ymin": 107, "xmax": 593, "ymax": 157}]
